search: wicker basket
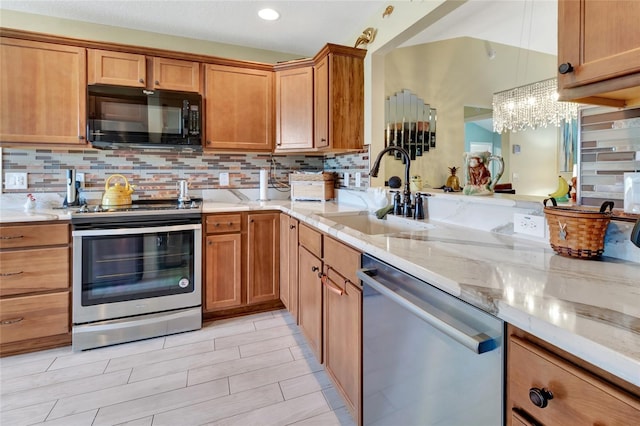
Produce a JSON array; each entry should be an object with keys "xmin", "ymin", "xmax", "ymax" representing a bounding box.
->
[{"xmin": 543, "ymin": 199, "xmax": 614, "ymax": 259}]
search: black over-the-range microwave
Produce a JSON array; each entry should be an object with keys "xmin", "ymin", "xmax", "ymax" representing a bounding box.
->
[{"xmin": 87, "ymin": 85, "xmax": 202, "ymax": 150}]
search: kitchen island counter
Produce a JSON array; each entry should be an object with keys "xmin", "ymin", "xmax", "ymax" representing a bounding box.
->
[{"xmin": 202, "ymin": 199, "xmax": 640, "ymax": 389}]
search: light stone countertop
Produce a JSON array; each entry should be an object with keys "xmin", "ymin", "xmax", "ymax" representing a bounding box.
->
[
  {"xmin": 203, "ymin": 199, "xmax": 640, "ymax": 389},
  {"xmin": 2, "ymin": 196, "xmax": 638, "ymax": 388}
]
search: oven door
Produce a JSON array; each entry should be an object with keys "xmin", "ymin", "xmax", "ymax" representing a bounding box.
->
[{"xmin": 72, "ymin": 223, "xmax": 202, "ymax": 324}]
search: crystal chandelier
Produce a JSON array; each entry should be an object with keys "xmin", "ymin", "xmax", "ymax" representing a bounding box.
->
[{"xmin": 492, "ymin": 78, "xmax": 579, "ymax": 134}]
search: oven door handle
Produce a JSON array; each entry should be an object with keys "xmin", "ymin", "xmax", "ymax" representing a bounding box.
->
[
  {"xmin": 357, "ymin": 268, "xmax": 498, "ymax": 354},
  {"xmin": 73, "ymin": 223, "xmax": 201, "ymax": 237}
]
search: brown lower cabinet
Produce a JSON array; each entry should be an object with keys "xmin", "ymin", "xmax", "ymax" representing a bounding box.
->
[
  {"xmin": 279, "ymin": 214, "xmax": 299, "ymax": 320},
  {"xmin": 322, "ymin": 237, "xmax": 362, "ymax": 423},
  {"xmin": 507, "ymin": 324, "xmax": 640, "ymax": 425},
  {"xmin": 0, "ymin": 222, "xmax": 71, "ymax": 356},
  {"xmin": 294, "ymin": 222, "xmax": 362, "ymax": 424},
  {"xmin": 203, "ymin": 212, "xmax": 281, "ymax": 317}
]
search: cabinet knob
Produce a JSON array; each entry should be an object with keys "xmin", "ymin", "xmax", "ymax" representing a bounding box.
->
[
  {"xmin": 529, "ymin": 387, "xmax": 553, "ymax": 408},
  {"xmin": 228, "ymin": 222, "xmax": 233, "ymax": 226},
  {"xmin": 139, "ymin": 78, "xmax": 145, "ymax": 83},
  {"xmin": 215, "ymin": 223, "xmax": 220, "ymax": 227},
  {"xmin": 558, "ymin": 63, "xmax": 574, "ymax": 74},
  {"xmin": 311, "ymin": 266, "xmax": 319, "ymax": 272},
  {"xmin": 155, "ymin": 80, "xmax": 160, "ymax": 85},
  {"xmin": 207, "ymin": 141, "xmax": 211, "ymax": 145},
  {"xmin": 290, "ymin": 224, "xmax": 296, "ymax": 229}
]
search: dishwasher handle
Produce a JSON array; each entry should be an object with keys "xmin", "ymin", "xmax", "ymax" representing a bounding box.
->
[{"xmin": 357, "ymin": 268, "xmax": 498, "ymax": 355}]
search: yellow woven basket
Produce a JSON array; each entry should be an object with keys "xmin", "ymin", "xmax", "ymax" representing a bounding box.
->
[{"xmin": 543, "ymin": 199, "xmax": 614, "ymax": 259}]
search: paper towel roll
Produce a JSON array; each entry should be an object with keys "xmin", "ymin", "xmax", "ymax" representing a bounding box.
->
[{"xmin": 259, "ymin": 169, "xmax": 269, "ymax": 201}]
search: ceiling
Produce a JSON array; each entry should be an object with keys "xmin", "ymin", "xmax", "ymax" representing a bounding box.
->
[{"xmin": 1, "ymin": 0, "xmax": 557, "ymax": 57}]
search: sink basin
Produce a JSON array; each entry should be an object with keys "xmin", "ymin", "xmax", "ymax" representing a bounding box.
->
[{"xmin": 317, "ymin": 211, "xmax": 435, "ymax": 235}]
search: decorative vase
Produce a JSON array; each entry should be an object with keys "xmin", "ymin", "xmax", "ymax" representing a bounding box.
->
[
  {"xmin": 462, "ymin": 151, "xmax": 504, "ymax": 196},
  {"xmin": 445, "ymin": 167, "xmax": 461, "ymax": 191}
]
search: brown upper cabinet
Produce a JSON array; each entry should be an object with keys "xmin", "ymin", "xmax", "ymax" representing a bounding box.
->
[
  {"xmin": 557, "ymin": 0, "xmax": 640, "ymax": 107},
  {"xmin": 274, "ymin": 44, "xmax": 366, "ymax": 153},
  {"xmin": 0, "ymin": 37, "xmax": 87, "ymax": 145},
  {"xmin": 204, "ymin": 64, "xmax": 274, "ymax": 151},
  {"xmin": 274, "ymin": 62, "xmax": 314, "ymax": 151},
  {"xmin": 314, "ymin": 44, "xmax": 366, "ymax": 151},
  {"xmin": 88, "ymin": 49, "xmax": 201, "ymax": 92}
]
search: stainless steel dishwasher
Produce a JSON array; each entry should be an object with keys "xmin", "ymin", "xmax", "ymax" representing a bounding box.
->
[{"xmin": 358, "ymin": 254, "xmax": 504, "ymax": 426}]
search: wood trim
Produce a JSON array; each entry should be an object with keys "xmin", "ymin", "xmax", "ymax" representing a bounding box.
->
[{"xmin": 0, "ymin": 28, "xmax": 275, "ymax": 70}]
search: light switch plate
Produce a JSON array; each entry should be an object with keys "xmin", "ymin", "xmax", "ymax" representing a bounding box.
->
[
  {"xmin": 355, "ymin": 172, "xmax": 362, "ymax": 188},
  {"xmin": 344, "ymin": 172, "xmax": 350, "ymax": 187},
  {"xmin": 513, "ymin": 213, "xmax": 546, "ymax": 238},
  {"xmin": 219, "ymin": 172, "xmax": 229, "ymax": 186}
]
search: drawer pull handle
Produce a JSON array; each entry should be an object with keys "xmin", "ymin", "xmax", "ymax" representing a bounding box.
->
[
  {"xmin": 1, "ymin": 271, "xmax": 24, "ymax": 277},
  {"xmin": 321, "ymin": 273, "xmax": 344, "ymax": 296},
  {"xmin": 1, "ymin": 235, "xmax": 24, "ymax": 240},
  {"xmin": 529, "ymin": 387, "xmax": 553, "ymax": 408},
  {"xmin": 1, "ymin": 317, "xmax": 24, "ymax": 325}
]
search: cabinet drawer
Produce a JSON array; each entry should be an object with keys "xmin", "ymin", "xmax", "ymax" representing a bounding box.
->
[
  {"xmin": 0, "ymin": 223, "xmax": 69, "ymax": 249},
  {"xmin": 509, "ymin": 336, "xmax": 640, "ymax": 425},
  {"xmin": 0, "ymin": 247, "xmax": 69, "ymax": 296},
  {"xmin": 0, "ymin": 292, "xmax": 69, "ymax": 344},
  {"xmin": 205, "ymin": 214, "xmax": 242, "ymax": 234},
  {"xmin": 323, "ymin": 236, "xmax": 360, "ymax": 285},
  {"xmin": 299, "ymin": 223, "xmax": 322, "ymax": 258}
]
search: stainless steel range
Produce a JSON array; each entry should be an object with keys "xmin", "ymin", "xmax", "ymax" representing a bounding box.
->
[{"xmin": 71, "ymin": 199, "xmax": 202, "ymax": 351}]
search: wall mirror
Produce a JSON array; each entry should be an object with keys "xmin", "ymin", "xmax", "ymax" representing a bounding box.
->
[{"xmin": 381, "ymin": 36, "xmax": 565, "ymax": 197}]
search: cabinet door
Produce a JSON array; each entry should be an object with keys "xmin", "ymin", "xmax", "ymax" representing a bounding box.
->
[
  {"xmin": 558, "ymin": 0, "xmax": 640, "ymax": 101},
  {"xmin": 275, "ymin": 66, "xmax": 314, "ymax": 151},
  {"xmin": 204, "ymin": 64, "xmax": 273, "ymax": 151},
  {"xmin": 313, "ymin": 55, "xmax": 330, "ymax": 150},
  {"xmin": 288, "ymin": 217, "xmax": 299, "ymax": 321},
  {"xmin": 247, "ymin": 213, "xmax": 279, "ymax": 304},
  {"xmin": 279, "ymin": 214, "xmax": 299, "ymax": 319},
  {"xmin": 0, "ymin": 247, "xmax": 69, "ymax": 296},
  {"xmin": 0, "ymin": 38, "xmax": 86, "ymax": 144},
  {"xmin": 204, "ymin": 233, "xmax": 242, "ymax": 311},
  {"xmin": 279, "ymin": 214, "xmax": 291, "ymax": 310},
  {"xmin": 324, "ymin": 276, "xmax": 362, "ymax": 422},
  {"xmin": 298, "ymin": 246, "xmax": 323, "ymax": 362},
  {"xmin": 323, "ymin": 237, "xmax": 362, "ymax": 421},
  {"xmin": 88, "ymin": 49, "xmax": 146, "ymax": 87},
  {"xmin": 152, "ymin": 57, "xmax": 201, "ymax": 92},
  {"xmin": 0, "ymin": 292, "xmax": 69, "ymax": 344}
]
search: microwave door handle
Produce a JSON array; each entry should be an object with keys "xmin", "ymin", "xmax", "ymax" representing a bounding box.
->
[{"xmin": 182, "ymin": 100, "xmax": 190, "ymax": 138}]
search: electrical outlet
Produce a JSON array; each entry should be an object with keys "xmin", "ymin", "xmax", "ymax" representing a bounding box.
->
[
  {"xmin": 355, "ymin": 172, "xmax": 362, "ymax": 188},
  {"xmin": 76, "ymin": 172, "xmax": 85, "ymax": 188},
  {"xmin": 219, "ymin": 172, "xmax": 229, "ymax": 186},
  {"xmin": 513, "ymin": 213, "xmax": 546, "ymax": 238},
  {"xmin": 5, "ymin": 172, "xmax": 28, "ymax": 189},
  {"xmin": 344, "ymin": 172, "xmax": 350, "ymax": 187}
]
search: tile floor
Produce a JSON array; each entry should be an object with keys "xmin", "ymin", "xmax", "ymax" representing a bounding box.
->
[{"xmin": 0, "ymin": 310, "xmax": 356, "ymax": 426}]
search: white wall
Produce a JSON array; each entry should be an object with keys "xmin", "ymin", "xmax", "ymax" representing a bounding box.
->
[
  {"xmin": 509, "ymin": 126, "xmax": 559, "ymax": 196},
  {"xmin": 0, "ymin": 10, "xmax": 301, "ymax": 63}
]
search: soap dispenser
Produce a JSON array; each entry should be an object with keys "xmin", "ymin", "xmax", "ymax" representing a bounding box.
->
[
  {"xmin": 414, "ymin": 192, "xmax": 425, "ymax": 220},
  {"xmin": 390, "ymin": 190, "xmax": 403, "ymax": 215}
]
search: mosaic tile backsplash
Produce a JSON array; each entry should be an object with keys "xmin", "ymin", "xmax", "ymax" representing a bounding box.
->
[
  {"xmin": 580, "ymin": 106, "xmax": 640, "ymax": 208},
  {"xmin": 1, "ymin": 147, "xmax": 371, "ymax": 199}
]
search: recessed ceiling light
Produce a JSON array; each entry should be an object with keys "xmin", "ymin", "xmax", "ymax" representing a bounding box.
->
[{"xmin": 258, "ymin": 8, "xmax": 280, "ymax": 21}]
